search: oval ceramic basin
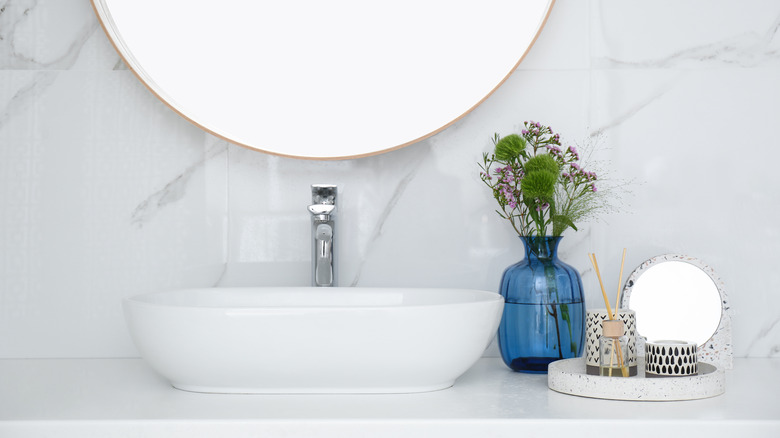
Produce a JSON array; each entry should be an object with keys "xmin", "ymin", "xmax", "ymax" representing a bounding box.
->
[{"xmin": 124, "ymin": 287, "xmax": 504, "ymax": 394}]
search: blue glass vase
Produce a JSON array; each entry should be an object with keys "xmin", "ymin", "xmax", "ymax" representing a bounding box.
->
[{"xmin": 498, "ymin": 236, "xmax": 585, "ymax": 373}]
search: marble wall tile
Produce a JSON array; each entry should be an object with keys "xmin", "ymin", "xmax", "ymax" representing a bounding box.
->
[
  {"xmin": 588, "ymin": 0, "xmax": 780, "ymax": 357},
  {"xmin": 1, "ymin": 0, "xmax": 779, "ymax": 359},
  {"xmin": 587, "ymin": 68, "xmax": 780, "ymax": 357},
  {"xmin": 0, "ymin": 1, "xmax": 226, "ymax": 357},
  {"xmin": 592, "ymin": 0, "xmax": 780, "ymax": 69},
  {"xmin": 0, "ymin": 0, "xmax": 108, "ymax": 70},
  {"xmin": 520, "ymin": 0, "xmax": 590, "ymax": 71},
  {"xmin": 222, "ymin": 137, "xmax": 437, "ymax": 288},
  {"xmin": 348, "ymin": 69, "xmax": 592, "ymax": 290}
]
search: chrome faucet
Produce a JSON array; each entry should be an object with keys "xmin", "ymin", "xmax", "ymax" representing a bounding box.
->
[{"xmin": 308, "ymin": 184, "xmax": 337, "ymax": 287}]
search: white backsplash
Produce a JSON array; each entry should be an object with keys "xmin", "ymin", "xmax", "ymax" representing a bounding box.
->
[{"xmin": 0, "ymin": 0, "xmax": 778, "ymax": 359}]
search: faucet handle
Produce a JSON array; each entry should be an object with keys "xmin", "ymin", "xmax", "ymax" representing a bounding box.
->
[
  {"xmin": 308, "ymin": 204, "xmax": 335, "ymax": 216},
  {"xmin": 311, "ymin": 184, "xmax": 337, "ymax": 205}
]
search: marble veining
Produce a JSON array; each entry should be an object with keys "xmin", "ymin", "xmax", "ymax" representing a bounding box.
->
[
  {"xmin": 746, "ymin": 316, "xmax": 780, "ymax": 357},
  {"xmin": 597, "ymin": 31, "xmax": 780, "ymax": 69},
  {"xmin": 594, "ymin": 1, "xmax": 780, "ymax": 69},
  {"xmin": 131, "ymin": 140, "xmax": 227, "ymax": 228},
  {"xmin": 348, "ymin": 150, "xmax": 426, "ymax": 286},
  {"xmin": 0, "ymin": 71, "xmax": 56, "ymax": 127},
  {"xmin": 588, "ymin": 81, "xmax": 675, "ymax": 138},
  {"xmin": 0, "ymin": 0, "xmax": 99, "ymax": 70}
]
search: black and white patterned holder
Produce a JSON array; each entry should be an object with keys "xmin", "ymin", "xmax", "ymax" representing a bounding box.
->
[
  {"xmin": 645, "ymin": 340, "xmax": 698, "ymax": 377},
  {"xmin": 585, "ymin": 309, "xmax": 637, "ymax": 376}
]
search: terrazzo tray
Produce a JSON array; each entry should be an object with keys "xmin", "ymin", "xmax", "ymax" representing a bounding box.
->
[{"xmin": 547, "ymin": 357, "xmax": 725, "ymax": 401}]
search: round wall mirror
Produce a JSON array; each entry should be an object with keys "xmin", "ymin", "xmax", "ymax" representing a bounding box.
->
[
  {"xmin": 91, "ymin": 0, "xmax": 555, "ymax": 159},
  {"xmin": 621, "ymin": 254, "xmax": 732, "ymax": 368}
]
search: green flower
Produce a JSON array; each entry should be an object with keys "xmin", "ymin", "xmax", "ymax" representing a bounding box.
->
[
  {"xmin": 520, "ymin": 169, "xmax": 557, "ymax": 201},
  {"xmin": 524, "ymin": 153, "xmax": 559, "ymax": 176},
  {"xmin": 494, "ymin": 134, "xmax": 526, "ymax": 161}
]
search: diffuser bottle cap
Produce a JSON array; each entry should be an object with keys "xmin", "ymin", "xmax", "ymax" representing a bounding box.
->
[{"xmin": 602, "ymin": 319, "xmax": 624, "ymax": 338}]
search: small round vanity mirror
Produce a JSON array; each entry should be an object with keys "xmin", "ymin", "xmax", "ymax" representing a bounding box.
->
[
  {"xmin": 91, "ymin": 0, "xmax": 555, "ymax": 159},
  {"xmin": 621, "ymin": 254, "xmax": 731, "ymax": 367}
]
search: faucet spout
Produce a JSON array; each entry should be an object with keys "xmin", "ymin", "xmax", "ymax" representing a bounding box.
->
[
  {"xmin": 309, "ymin": 185, "xmax": 337, "ymax": 287},
  {"xmin": 314, "ymin": 223, "xmax": 334, "ymax": 286}
]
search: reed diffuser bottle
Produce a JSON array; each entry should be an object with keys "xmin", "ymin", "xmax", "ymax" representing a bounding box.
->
[{"xmin": 599, "ymin": 319, "xmax": 629, "ymax": 377}]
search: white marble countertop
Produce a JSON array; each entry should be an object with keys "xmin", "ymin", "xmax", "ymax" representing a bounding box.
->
[{"xmin": 1, "ymin": 357, "xmax": 778, "ymax": 438}]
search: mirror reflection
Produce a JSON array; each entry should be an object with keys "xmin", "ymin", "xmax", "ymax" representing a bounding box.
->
[
  {"xmin": 92, "ymin": 0, "xmax": 555, "ymax": 159},
  {"xmin": 624, "ymin": 260, "xmax": 722, "ymax": 347}
]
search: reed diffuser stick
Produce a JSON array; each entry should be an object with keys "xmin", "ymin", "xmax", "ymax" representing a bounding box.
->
[
  {"xmin": 589, "ymin": 253, "xmax": 613, "ymax": 319},
  {"xmin": 614, "ymin": 248, "xmax": 629, "ymax": 377},
  {"xmin": 616, "ymin": 341, "xmax": 628, "ymax": 377},
  {"xmin": 613, "ymin": 248, "xmax": 627, "ymax": 319},
  {"xmin": 609, "ymin": 341, "xmax": 615, "ymax": 377}
]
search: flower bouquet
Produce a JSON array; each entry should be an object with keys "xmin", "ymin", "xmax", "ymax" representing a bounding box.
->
[{"xmin": 478, "ymin": 121, "xmax": 603, "ymax": 373}]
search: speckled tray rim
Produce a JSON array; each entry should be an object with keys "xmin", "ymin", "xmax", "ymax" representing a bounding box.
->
[{"xmin": 548, "ymin": 358, "xmax": 725, "ymax": 402}]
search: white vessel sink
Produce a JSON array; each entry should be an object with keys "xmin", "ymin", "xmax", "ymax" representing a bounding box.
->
[{"xmin": 123, "ymin": 287, "xmax": 503, "ymax": 394}]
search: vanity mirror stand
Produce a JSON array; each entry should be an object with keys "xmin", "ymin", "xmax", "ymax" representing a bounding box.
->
[
  {"xmin": 621, "ymin": 254, "xmax": 731, "ymax": 369},
  {"xmin": 548, "ymin": 254, "xmax": 731, "ymax": 401}
]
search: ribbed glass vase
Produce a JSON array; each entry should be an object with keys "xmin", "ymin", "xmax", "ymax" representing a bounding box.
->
[{"xmin": 498, "ymin": 236, "xmax": 586, "ymax": 373}]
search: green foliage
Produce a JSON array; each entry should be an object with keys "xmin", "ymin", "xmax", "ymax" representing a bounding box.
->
[
  {"xmin": 552, "ymin": 214, "xmax": 577, "ymax": 234},
  {"xmin": 559, "ymin": 303, "xmax": 577, "ymax": 355}
]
